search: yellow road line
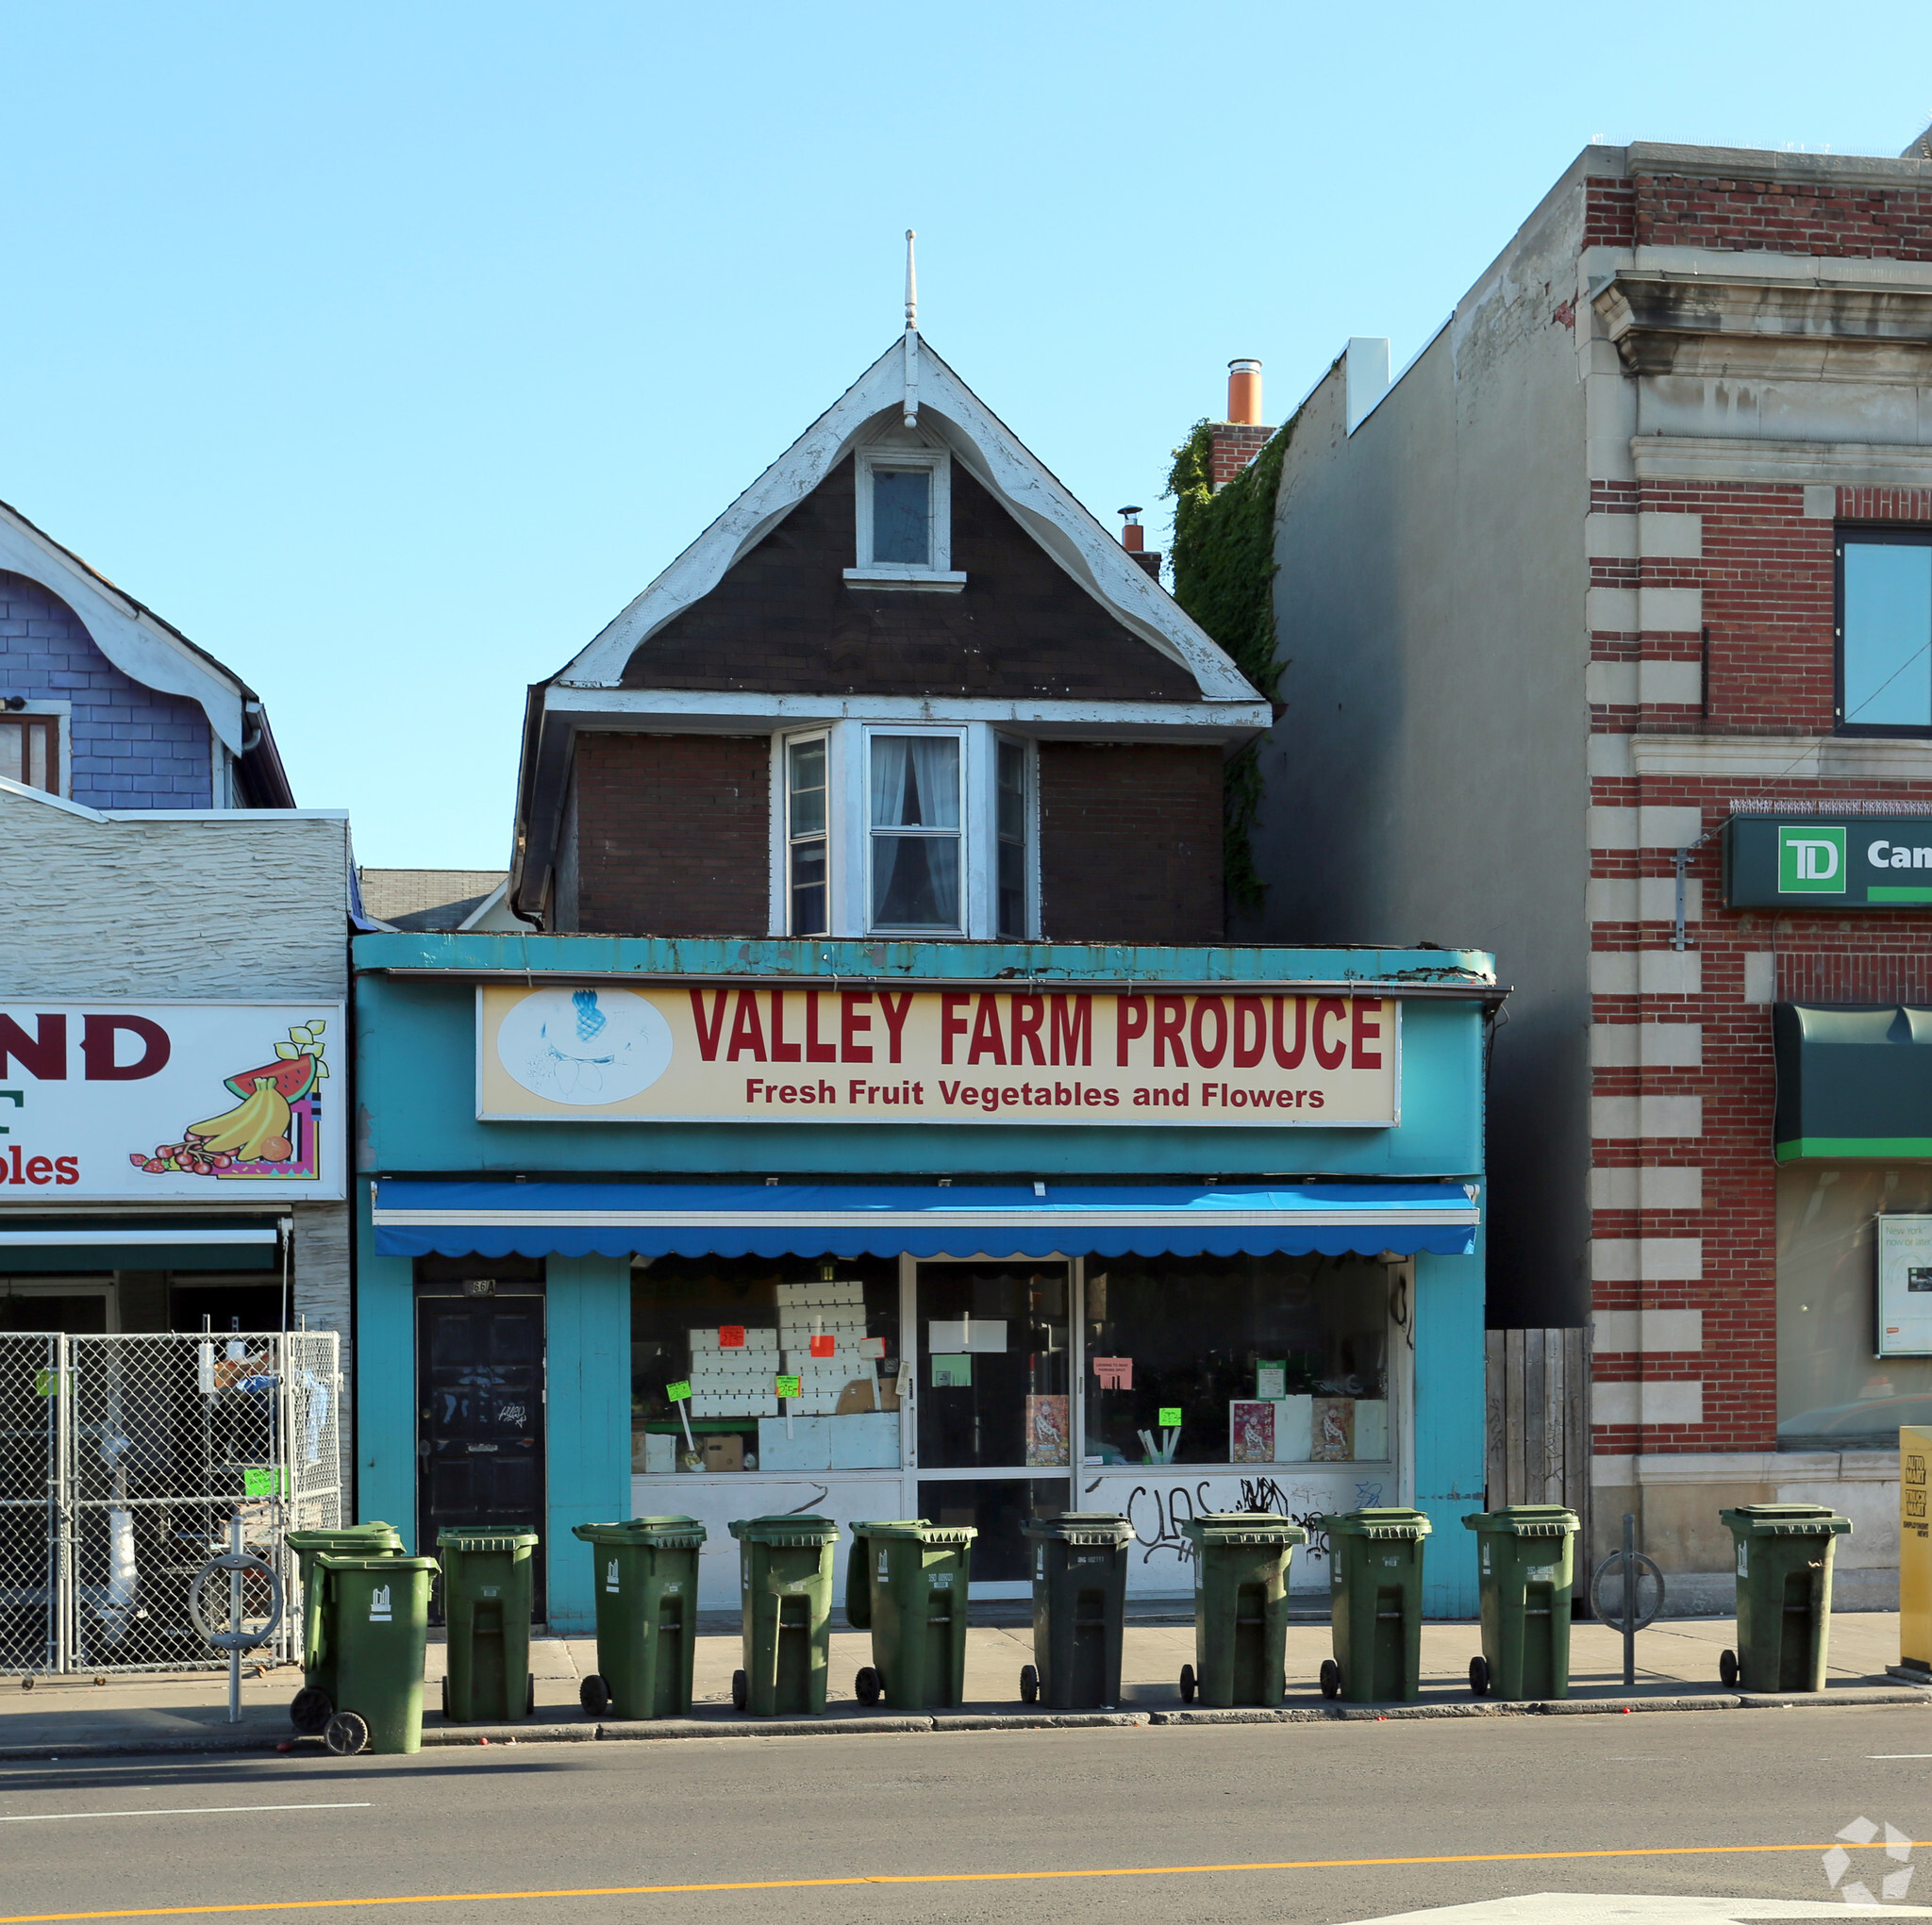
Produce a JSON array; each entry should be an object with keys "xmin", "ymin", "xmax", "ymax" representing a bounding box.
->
[{"xmin": 0, "ymin": 1841, "xmax": 1921, "ymax": 1922}]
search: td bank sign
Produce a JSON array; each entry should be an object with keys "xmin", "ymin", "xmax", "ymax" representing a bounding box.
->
[{"xmin": 1728, "ymin": 815, "xmax": 1932, "ymax": 908}]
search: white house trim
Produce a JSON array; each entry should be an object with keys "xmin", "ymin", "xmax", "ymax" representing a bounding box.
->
[
  {"xmin": 556, "ymin": 336, "xmax": 1262, "ymax": 705},
  {"xmin": 0, "ymin": 502, "xmax": 247, "ymax": 752}
]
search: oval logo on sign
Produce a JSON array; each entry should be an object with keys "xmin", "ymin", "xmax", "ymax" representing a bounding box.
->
[{"xmin": 496, "ymin": 987, "xmax": 674, "ymax": 1104}]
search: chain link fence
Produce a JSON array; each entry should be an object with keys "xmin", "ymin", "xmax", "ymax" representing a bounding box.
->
[{"xmin": 0, "ymin": 1330, "xmax": 340, "ymax": 1677}]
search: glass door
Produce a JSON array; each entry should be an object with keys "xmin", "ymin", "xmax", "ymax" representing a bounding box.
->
[{"xmin": 911, "ymin": 1258, "xmax": 1073, "ymax": 1593}]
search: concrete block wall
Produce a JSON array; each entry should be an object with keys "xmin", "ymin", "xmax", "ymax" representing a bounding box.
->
[{"xmin": 0, "ymin": 572, "xmax": 215, "ymax": 809}]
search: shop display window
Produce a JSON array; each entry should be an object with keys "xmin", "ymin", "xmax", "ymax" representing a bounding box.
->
[
  {"xmin": 1081, "ymin": 1253, "xmax": 1393, "ymax": 1467},
  {"xmin": 630, "ymin": 1254, "xmax": 901, "ymax": 1473},
  {"xmin": 1778, "ymin": 1166, "xmax": 1932, "ymax": 1447},
  {"xmin": 914, "ymin": 1261, "xmax": 1071, "ymax": 1470}
]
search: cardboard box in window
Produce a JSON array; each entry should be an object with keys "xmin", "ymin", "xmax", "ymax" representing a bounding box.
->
[
  {"xmin": 758, "ymin": 1415, "xmax": 832, "ymax": 1470},
  {"xmin": 641, "ymin": 1431, "xmax": 675, "ymax": 1475},
  {"xmin": 701, "ymin": 1433, "xmax": 745, "ymax": 1473},
  {"xmin": 830, "ymin": 1411, "xmax": 898, "ymax": 1469}
]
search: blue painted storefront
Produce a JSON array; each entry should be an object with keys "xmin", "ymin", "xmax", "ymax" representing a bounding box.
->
[{"xmin": 353, "ymin": 934, "xmax": 1495, "ymax": 1628}]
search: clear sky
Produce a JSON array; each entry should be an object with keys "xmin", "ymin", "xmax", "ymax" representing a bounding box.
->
[{"xmin": 4, "ymin": 4, "xmax": 1930, "ymax": 866}]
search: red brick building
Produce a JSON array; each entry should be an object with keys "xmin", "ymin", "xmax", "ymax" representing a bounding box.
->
[{"xmin": 1252, "ymin": 134, "xmax": 1932, "ymax": 1607}]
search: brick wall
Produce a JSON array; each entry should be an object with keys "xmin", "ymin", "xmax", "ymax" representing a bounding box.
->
[
  {"xmin": 566, "ymin": 734, "xmax": 770, "ymax": 936},
  {"xmin": 1584, "ymin": 171, "xmax": 1932, "ymax": 259},
  {"xmin": 1208, "ymin": 423, "xmax": 1274, "ymax": 490},
  {"xmin": 1588, "ymin": 478, "xmax": 1932, "ymax": 1456},
  {"xmin": 1038, "ymin": 742, "xmax": 1224, "ymax": 942},
  {"xmin": 0, "ymin": 572, "xmax": 214, "ymax": 809}
]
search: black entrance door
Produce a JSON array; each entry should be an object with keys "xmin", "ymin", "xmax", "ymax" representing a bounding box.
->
[{"xmin": 416, "ymin": 1287, "xmax": 546, "ymax": 1618}]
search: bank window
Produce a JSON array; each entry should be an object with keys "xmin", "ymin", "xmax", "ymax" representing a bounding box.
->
[
  {"xmin": 629, "ymin": 1255, "xmax": 901, "ymax": 1474},
  {"xmin": 1840, "ymin": 530, "xmax": 1932, "ymax": 733},
  {"xmin": 1082, "ymin": 1254, "xmax": 1395, "ymax": 1468},
  {"xmin": 0, "ymin": 715, "xmax": 60, "ymax": 796},
  {"xmin": 784, "ymin": 733, "xmax": 828, "ymax": 937},
  {"xmin": 996, "ymin": 737, "xmax": 1030, "ymax": 938},
  {"xmin": 869, "ymin": 731, "xmax": 961, "ymax": 932}
]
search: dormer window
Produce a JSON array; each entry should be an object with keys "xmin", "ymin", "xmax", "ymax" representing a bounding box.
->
[{"xmin": 845, "ymin": 445, "xmax": 966, "ymax": 592}]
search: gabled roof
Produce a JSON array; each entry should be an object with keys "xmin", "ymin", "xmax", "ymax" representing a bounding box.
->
[
  {"xmin": 558, "ymin": 335, "xmax": 1259, "ymax": 703},
  {"xmin": 0, "ymin": 494, "xmax": 294, "ymax": 806}
]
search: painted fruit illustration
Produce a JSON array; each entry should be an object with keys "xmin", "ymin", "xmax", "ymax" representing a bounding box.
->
[{"xmin": 132, "ymin": 1021, "xmax": 327, "ymax": 1176}]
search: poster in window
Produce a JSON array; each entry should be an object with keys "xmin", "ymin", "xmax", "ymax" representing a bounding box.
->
[
  {"xmin": 1229, "ymin": 1400, "xmax": 1275, "ymax": 1464},
  {"xmin": 1025, "ymin": 1394, "xmax": 1070, "ymax": 1467},
  {"xmin": 1310, "ymin": 1396, "xmax": 1356, "ymax": 1462},
  {"xmin": 1878, "ymin": 1216, "xmax": 1932, "ymax": 1356}
]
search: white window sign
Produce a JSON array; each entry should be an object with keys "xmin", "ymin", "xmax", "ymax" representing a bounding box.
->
[
  {"xmin": 0, "ymin": 1004, "xmax": 346, "ymax": 1202},
  {"xmin": 1877, "ymin": 1215, "xmax": 1932, "ymax": 1356}
]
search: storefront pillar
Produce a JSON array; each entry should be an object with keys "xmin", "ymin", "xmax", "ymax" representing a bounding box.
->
[
  {"xmin": 541, "ymin": 1255, "xmax": 632, "ymax": 1635},
  {"xmin": 1414, "ymin": 1237, "xmax": 1484, "ymax": 1617},
  {"xmin": 354, "ymin": 1223, "xmax": 418, "ymax": 1544}
]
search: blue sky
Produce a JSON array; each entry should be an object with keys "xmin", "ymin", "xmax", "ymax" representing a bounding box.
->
[{"xmin": 4, "ymin": 4, "xmax": 1930, "ymax": 865}]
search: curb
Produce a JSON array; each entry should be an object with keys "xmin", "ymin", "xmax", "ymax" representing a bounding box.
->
[{"xmin": 3, "ymin": 1684, "xmax": 1924, "ymax": 1761}]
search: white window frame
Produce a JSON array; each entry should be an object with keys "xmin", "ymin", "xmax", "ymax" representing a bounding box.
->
[
  {"xmin": 769, "ymin": 721, "xmax": 1039, "ymax": 940},
  {"xmin": 845, "ymin": 446, "xmax": 966, "ymax": 593},
  {"xmin": 863, "ymin": 722, "xmax": 971, "ymax": 938},
  {"xmin": 0, "ymin": 700, "xmax": 71, "ymax": 799},
  {"xmin": 773, "ymin": 727, "xmax": 835, "ymax": 938}
]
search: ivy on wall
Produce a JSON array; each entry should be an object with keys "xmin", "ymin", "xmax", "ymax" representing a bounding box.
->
[{"xmin": 1165, "ymin": 413, "xmax": 1294, "ymax": 914}]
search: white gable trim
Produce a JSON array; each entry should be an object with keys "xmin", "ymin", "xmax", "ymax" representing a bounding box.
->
[
  {"xmin": 558, "ymin": 339, "xmax": 1263, "ymax": 705},
  {"xmin": 0, "ymin": 506, "xmax": 246, "ymax": 752}
]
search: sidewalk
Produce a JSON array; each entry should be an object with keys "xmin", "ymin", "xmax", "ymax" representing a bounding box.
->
[{"xmin": 2, "ymin": 1612, "xmax": 1923, "ymax": 1757}]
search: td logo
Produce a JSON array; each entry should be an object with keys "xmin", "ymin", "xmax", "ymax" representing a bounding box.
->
[{"xmin": 1779, "ymin": 825, "xmax": 1846, "ymax": 893}]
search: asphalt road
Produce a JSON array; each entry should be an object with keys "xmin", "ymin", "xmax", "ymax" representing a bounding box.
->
[{"xmin": 3, "ymin": 1708, "xmax": 1932, "ymax": 1925}]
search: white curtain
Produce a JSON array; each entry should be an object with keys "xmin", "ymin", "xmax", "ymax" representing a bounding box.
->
[{"xmin": 871, "ymin": 736, "xmax": 960, "ymax": 924}]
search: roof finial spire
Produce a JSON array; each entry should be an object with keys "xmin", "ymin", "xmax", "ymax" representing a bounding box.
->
[
  {"xmin": 904, "ymin": 228, "xmax": 918, "ymax": 334},
  {"xmin": 901, "ymin": 229, "xmax": 921, "ymax": 427}
]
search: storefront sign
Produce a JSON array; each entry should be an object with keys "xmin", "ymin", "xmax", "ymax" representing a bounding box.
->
[
  {"xmin": 0, "ymin": 1003, "xmax": 345, "ymax": 1201},
  {"xmin": 476, "ymin": 985, "xmax": 1400, "ymax": 1128},
  {"xmin": 1877, "ymin": 1217, "xmax": 1932, "ymax": 1357},
  {"xmin": 1726, "ymin": 814, "xmax": 1932, "ymax": 908}
]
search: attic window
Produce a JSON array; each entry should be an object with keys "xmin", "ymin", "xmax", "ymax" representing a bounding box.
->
[{"xmin": 845, "ymin": 447, "xmax": 966, "ymax": 593}]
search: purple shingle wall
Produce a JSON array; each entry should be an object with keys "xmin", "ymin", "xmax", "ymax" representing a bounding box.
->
[{"xmin": 0, "ymin": 571, "xmax": 214, "ymax": 809}]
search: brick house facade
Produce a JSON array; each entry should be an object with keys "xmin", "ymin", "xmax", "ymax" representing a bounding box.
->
[{"xmin": 1253, "ymin": 136, "xmax": 1932, "ymax": 1606}]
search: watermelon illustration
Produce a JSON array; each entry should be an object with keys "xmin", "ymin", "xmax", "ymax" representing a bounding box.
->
[
  {"xmin": 223, "ymin": 1053, "xmax": 317, "ymax": 1104},
  {"xmin": 137, "ymin": 1020, "xmax": 329, "ymax": 1174}
]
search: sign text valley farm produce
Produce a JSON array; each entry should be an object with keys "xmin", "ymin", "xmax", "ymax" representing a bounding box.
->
[{"xmin": 477, "ymin": 986, "xmax": 1400, "ymax": 1128}]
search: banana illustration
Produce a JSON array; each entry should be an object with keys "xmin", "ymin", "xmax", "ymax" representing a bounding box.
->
[{"xmin": 188, "ymin": 1076, "xmax": 293, "ymax": 1163}]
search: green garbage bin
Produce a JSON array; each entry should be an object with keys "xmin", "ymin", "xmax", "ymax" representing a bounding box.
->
[
  {"xmin": 571, "ymin": 1517, "xmax": 707, "ymax": 1719},
  {"xmin": 309, "ymin": 1552, "xmax": 438, "ymax": 1755},
  {"xmin": 1314, "ymin": 1507, "xmax": 1432, "ymax": 1703},
  {"xmin": 727, "ymin": 1515, "xmax": 839, "ymax": 1718},
  {"xmin": 286, "ymin": 1521, "xmax": 404, "ymax": 1734},
  {"xmin": 1719, "ymin": 1502, "xmax": 1854, "ymax": 1693},
  {"xmin": 1177, "ymin": 1512, "xmax": 1306, "ymax": 1708},
  {"xmin": 438, "ymin": 1526, "xmax": 539, "ymax": 1723},
  {"xmin": 1019, "ymin": 1513, "xmax": 1131, "ymax": 1709},
  {"xmin": 1462, "ymin": 1505, "xmax": 1578, "ymax": 1701},
  {"xmin": 846, "ymin": 1518, "xmax": 976, "ymax": 1710}
]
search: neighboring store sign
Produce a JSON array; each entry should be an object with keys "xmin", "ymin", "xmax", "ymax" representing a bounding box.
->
[
  {"xmin": 1726, "ymin": 814, "xmax": 1932, "ymax": 908},
  {"xmin": 0, "ymin": 1003, "xmax": 346, "ymax": 1201},
  {"xmin": 476, "ymin": 985, "xmax": 1400, "ymax": 1128},
  {"xmin": 1877, "ymin": 1217, "xmax": 1932, "ymax": 1357}
]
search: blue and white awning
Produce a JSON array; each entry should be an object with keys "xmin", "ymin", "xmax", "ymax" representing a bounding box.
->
[{"xmin": 371, "ymin": 1180, "xmax": 1478, "ymax": 1261}]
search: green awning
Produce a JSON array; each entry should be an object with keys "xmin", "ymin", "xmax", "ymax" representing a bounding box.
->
[{"xmin": 1774, "ymin": 1004, "xmax": 1932, "ymax": 1160}]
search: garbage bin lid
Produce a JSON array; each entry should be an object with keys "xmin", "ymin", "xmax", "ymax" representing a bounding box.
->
[
  {"xmin": 314, "ymin": 1552, "xmax": 439, "ymax": 1573},
  {"xmin": 287, "ymin": 1523, "xmax": 405, "ymax": 1551},
  {"xmin": 1721, "ymin": 1502, "xmax": 1853, "ymax": 1535},
  {"xmin": 849, "ymin": 1518, "xmax": 977, "ymax": 1545},
  {"xmin": 1313, "ymin": 1507, "xmax": 1433, "ymax": 1539},
  {"xmin": 436, "ymin": 1526, "xmax": 540, "ymax": 1551},
  {"xmin": 1460, "ymin": 1505, "xmax": 1578, "ymax": 1536},
  {"xmin": 1178, "ymin": 1511, "xmax": 1307, "ymax": 1547},
  {"xmin": 728, "ymin": 1514, "xmax": 840, "ymax": 1546},
  {"xmin": 572, "ymin": 1517, "xmax": 708, "ymax": 1549},
  {"xmin": 1020, "ymin": 1513, "xmax": 1132, "ymax": 1546}
]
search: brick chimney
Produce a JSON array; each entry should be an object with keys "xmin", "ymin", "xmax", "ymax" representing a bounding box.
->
[
  {"xmin": 1208, "ymin": 358, "xmax": 1273, "ymax": 489},
  {"xmin": 1118, "ymin": 506, "xmax": 1161, "ymax": 580}
]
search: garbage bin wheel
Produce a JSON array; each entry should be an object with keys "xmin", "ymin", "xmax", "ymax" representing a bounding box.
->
[
  {"xmin": 1178, "ymin": 1664, "xmax": 1196, "ymax": 1704},
  {"xmin": 526, "ymin": 1672, "xmax": 536, "ymax": 1717},
  {"xmin": 730, "ymin": 1668, "xmax": 748, "ymax": 1712},
  {"xmin": 20, "ymin": 1676, "xmax": 34, "ymax": 1692},
  {"xmin": 855, "ymin": 1666, "xmax": 882, "ymax": 1707},
  {"xmin": 323, "ymin": 1711, "xmax": 369, "ymax": 1757},
  {"xmin": 290, "ymin": 1685, "xmax": 334, "ymax": 1734},
  {"xmin": 1468, "ymin": 1655, "xmax": 1491, "ymax": 1699},
  {"xmin": 580, "ymin": 1673, "xmax": 611, "ymax": 1717},
  {"xmin": 1019, "ymin": 1664, "xmax": 1039, "ymax": 1706},
  {"xmin": 1719, "ymin": 1648, "xmax": 1740, "ymax": 1687},
  {"xmin": 1319, "ymin": 1659, "xmax": 1342, "ymax": 1701}
]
